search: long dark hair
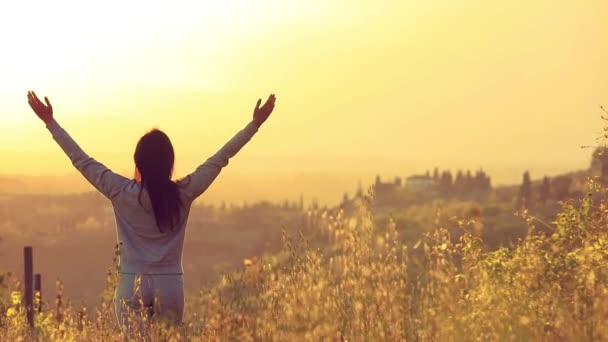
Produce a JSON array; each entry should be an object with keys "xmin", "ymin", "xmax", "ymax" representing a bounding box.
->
[{"xmin": 134, "ymin": 129, "xmax": 182, "ymax": 233}]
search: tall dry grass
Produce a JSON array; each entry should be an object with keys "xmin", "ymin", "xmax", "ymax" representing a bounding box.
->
[{"xmin": 2, "ymin": 182, "xmax": 608, "ymax": 340}]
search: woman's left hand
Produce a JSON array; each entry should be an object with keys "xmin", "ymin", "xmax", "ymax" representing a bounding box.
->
[{"xmin": 27, "ymin": 91, "xmax": 54, "ymax": 124}]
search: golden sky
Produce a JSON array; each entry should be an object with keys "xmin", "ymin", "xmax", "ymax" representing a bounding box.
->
[{"xmin": 0, "ymin": 0, "xmax": 607, "ymax": 204}]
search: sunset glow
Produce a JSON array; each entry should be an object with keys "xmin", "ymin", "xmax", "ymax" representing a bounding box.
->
[
  {"xmin": 1, "ymin": 0, "xmax": 607, "ymax": 204},
  {"xmin": 3, "ymin": 2, "xmax": 608, "ymax": 335}
]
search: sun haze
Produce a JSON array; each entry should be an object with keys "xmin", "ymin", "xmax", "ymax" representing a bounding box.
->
[{"xmin": 0, "ymin": 0, "xmax": 607, "ymax": 204}]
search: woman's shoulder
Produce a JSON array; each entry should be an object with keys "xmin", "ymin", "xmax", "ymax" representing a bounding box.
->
[
  {"xmin": 112, "ymin": 180, "xmax": 192, "ymax": 208},
  {"xmin": 111, "ymin": 180, "xmax": 143, "ymax": 203},
  {"xmin": 174, "ymin": 176, "xmax": 191, "ymax": 187},
  {"xmin": 174, "ymin": 177, "xmax": 194, "ymax": 199}
]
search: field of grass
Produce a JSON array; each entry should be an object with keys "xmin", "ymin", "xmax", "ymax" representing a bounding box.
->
[{"xmin": 2, "ymin": 180, "xmax": 608, "ymax": 341}]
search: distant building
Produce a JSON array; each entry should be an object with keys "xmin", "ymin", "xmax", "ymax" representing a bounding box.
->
[
  {"xmin": 406, "ymin": 175, "xmax": 436, "ymax": 192},
  {"xmin": 374, "ymin": 175, "xmax": 401, "ymax": 194}
]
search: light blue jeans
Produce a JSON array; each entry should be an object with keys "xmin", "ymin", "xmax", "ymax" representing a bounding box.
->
[{"xmin": 114, "ymin": 273, "xmax": 184, "ymax": 328}]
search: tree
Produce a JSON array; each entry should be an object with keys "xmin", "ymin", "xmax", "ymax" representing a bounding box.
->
[
  {"xmin": 552, "ymin": 175, "xmax": 572, "ymax": 201},
  {"xmin": 355, "ymin": 182, "xmax": 363, "ymax": 198},
  {"xmin": 465, "ymin": 170, "xmax": 473, "ymax": 192},
  {"xmin": 454, "ymin": 170, "xmax": 465, "ymax": 196},
  {"xmin": 475, "ymin": 169, "xmax": 492, "ymax": 192},
  {"xmin": 439, "ymin": 171, "xmax": 453, "ymax": 196},
  {"xmin": 539, "ymin": 176, "xmax": 551, "ymax": 203},
  {"xmin": 517, "ymin": 171, "xmax": 532, "ymax": 209},
  {"xmin": 433, "ymin": 168, "xmax": 440, "ymax": 182}
]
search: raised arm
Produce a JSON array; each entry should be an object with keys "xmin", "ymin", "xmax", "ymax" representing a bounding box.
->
[
  {"xmin": 27, "ymin": 91, "xmax": 130, "ymax": 199},
  {"xmin": 178, "ymin": 94, "xmax": 276, "ymax": 200}
]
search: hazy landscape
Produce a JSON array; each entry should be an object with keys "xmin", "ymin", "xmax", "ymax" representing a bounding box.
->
[
  {"xmin": 1, "ymin": 146, "xmax": 606, "ymax": 339},
  {"xmin": 2, "ymin": 0, "xmax": 608, "ymax": 340}
]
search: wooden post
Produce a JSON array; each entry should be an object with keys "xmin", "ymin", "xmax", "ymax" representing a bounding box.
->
[
  {"xmin": 34, "ymin": 273, "xmax": 42, "ymax": 313},
  {"xmin": 24, "ymin": 246, "xmax": 34, "ymax": 327}
]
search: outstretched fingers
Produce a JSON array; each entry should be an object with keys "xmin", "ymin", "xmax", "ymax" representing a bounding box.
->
[
  {"xmin": 264, "ymin": 94, "xmax": 276, "ymax": 111},
  {"xmin": 29, "ymin": 91, "xmax": 41, "ymax": 107},
  {"xmin": 27, "ymin": 90, "xmax": 51, "ymax": 110},
  {"xmin": 27, "ymin": 90, "xmax": 54, "ymax": 124},
  {"xmin": 44, "ymin": 96, "xmax": 52, "ymax": 110},
  {"xmin": 27, "ymin": 91, "xmax": 40, "ymax": 112},
  {"xmin": 27, "ymin": 97, "xmax": 36, "ymax": 112},
  {"xmin": 31, "ymin": 91, "xmax": 40, "ymax": 105}
]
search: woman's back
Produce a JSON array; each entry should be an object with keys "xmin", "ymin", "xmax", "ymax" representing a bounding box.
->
[{"xmin": 111, "ymin": 181, "xmax": 192, "ymax": 275}]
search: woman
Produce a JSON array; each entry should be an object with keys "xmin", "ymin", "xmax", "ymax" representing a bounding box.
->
[{"xmin": 26, "ymin": 90, "xmax": 276, "ymax": 326}]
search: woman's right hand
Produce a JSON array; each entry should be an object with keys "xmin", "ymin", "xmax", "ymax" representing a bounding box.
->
[
  {"xmin": 27, "ymin": 91, "xmax": 54, "ymax": 124},
  {"xmin": 253, "ymin": 94, "xmax": 276, "ymax": 128}
]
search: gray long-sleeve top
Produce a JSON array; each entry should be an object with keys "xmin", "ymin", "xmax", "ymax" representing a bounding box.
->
[{"xmin": 46, "ymin": 119, "xmax": 258, "ymax": 274}]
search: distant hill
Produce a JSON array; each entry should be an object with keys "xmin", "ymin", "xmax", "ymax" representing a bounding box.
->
[
  {"xmin": 0, "ymin": 172, "xmax": 356, "ymax": 206},
  {"xmin": 0, "ymin": 174, "xmax": 92, "ymax": 194}
]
